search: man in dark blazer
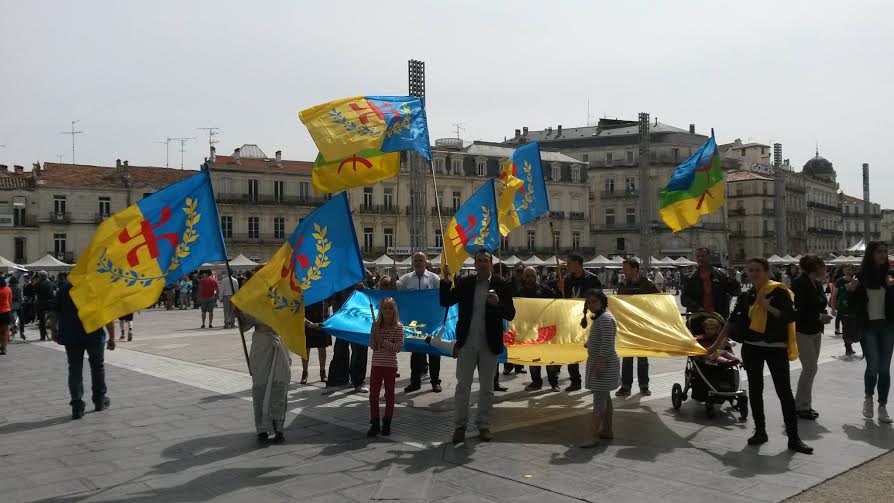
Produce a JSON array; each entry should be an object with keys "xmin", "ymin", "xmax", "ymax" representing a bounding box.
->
[{"xmin": 441, "ymin": 249, "xmax": 515, "ymax": 444}]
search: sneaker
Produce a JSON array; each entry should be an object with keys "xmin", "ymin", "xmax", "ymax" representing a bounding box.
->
[
  {"xmin": 452, "ymin": 427, "xmax": 465, "ymax": 444},
  {"xmin": 615, "ymin": 387, "xmax": 631, "ymax": 398},
  {"xmin": 494, "ymin": 384, "xmax": 508, "ymax": 392},
  {"xmin": 478, "ymin": 429, "xmax": 493, "ymax": 442},
  {"xmin": 747, "ymin": 428, "xmax": 768, "ymax": 445},
  {"xmin": 550, "ymin": 385, "xmax": 561, "ymax": 393},
  {"xmin": 432, "ymin": 383, "xmax": 442, "ymax": 393},
  {"xmin": 640, "ymin": 387, "xmax": 652, "ymax": 397},
  {"xmin": 863, "ymin": 397, "xmax": 874, "ymax": 419},
  {"xmin": 565, "ymin": 383, "xmax": 581, "ymax": 392},
  {"xmin": 524, "ymin": 383, "xmax": 543, "ymax": 391},
  {"xmin": 354, "ymin": 385, "xmax": 369, "ymax": 394},
  {"xmin": 879, "ymin": 405, "xmax": 893, "ymax": 424},
  {"xmin": 404, "ymin": 383, "xmax": 421, "ymax": 393}
]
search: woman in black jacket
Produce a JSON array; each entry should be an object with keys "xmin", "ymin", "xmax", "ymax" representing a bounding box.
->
[
  {"xmin": 791, "ymin": 255, "xmax": 833, "ymax": 420},
  {"xmin": 846, "ymin": 241, "xmax": 894, "ymax": 424},
  {"xmin": 716, "ymin": 257, "xmax": 813, "ymax": 454}
]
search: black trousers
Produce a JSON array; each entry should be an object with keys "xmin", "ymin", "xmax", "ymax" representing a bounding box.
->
[
  {"xmin": 349, "ymin": 343, "xmax": 367, "ymax": 387},
  {"xmin": 530, "ymin": 365, "xmax": 560, "ymax": 387},
  {"xmin": 742, "ymin": 343, "xmax": 798, "ymax": 435},
  {"xmin": 327, "ymin": 339, "xmax": 368, "ymax": 387},
  {"xmin": 409, "ymin": 352, "xmax": 440, "ymax": 385},
  {"xmin": 65, "ymin": 341, "xmax": 106, "ymax": 409},
  {"xmin": 567, "ymin": 363, "xmax": 582, "ymax": 386},
  {"xmin": 621, "ymin": 357, "xmax": 650, "ymax": 388},
  {"xmin": 37, "ymin": 309, "xmax": 49, "ymax": 339}
]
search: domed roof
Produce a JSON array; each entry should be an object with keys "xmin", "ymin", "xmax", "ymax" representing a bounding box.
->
[{"xmin": 803, "ymin": 151, "xmax": 835, "ymax": 177}]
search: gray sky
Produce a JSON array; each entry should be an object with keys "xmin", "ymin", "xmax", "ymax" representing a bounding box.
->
[{"xmin": 2, "ymin": 0, "xmax": 892, "ymax": 206}]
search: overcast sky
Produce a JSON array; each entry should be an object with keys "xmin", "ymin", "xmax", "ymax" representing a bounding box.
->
[{"xmin": 2, "ymin": 0, "xmax": 892, "ymax": 206}]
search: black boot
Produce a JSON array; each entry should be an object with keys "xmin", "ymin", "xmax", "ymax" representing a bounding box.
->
[
  {"xmin": 747, "ymin": 428, "xmax": 768, "ymax": 445},
  {"xmin": 367, "ymin": 418, "xmax": 380, "ymax": 437},
  {"xmin": 788, "ymin": 436, "xmax": 814, "ymax": 454},
  {"xmin": 382, "ymin": 419, "xmax": 392, "ymax": 436}
]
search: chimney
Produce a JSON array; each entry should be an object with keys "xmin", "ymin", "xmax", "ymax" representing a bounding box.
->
[
  {"xmin": 654, "ymin": 117, "xmax": 658, "ymax": 127},
  {"xmin": 689, "ymin": 124, "xmax": 695, "ymax": 134},
  {"xmin": 116, "ymin": 159, "xmax": 122, "ymax": 169},
  {"xmin": 547, "ymin": 126, "xmax": 552, "ymax": 136},
  {"xmin": 0, "ymin": 165, "xmax": 6, "ymax": 172},
  {"xmin": 14, "ymin": 165, "xmax": 24, "ymax": 174},
  {"xmin": 275, "ymin": 150, "xmax": 282, "ymax": 163},
  {"xmin": 514, "ymin": 129, "xmax": 521, "ymax": 138},
  {"xmin": 32, "ymin": 162, "xmax": 41, "ymax": 177},
  {"xmin": 233, "ymin": 148, "xmax": 241, "ymax": 165},
  {"xmin": 209, "ymin": 146, "xmax": 216, "ymax": 163},
  {"xmin": 522, "ymin": 126, "xmax": 528, "ymax": 135},
  {"xmin": 557, "ymin": 124, "xmax": 562, "ymax": 136}
]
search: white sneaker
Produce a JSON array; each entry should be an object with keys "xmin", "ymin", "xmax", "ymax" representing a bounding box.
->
[
  {"xmin": 863, "ymin": 398, "xmax": 874, "ymax": 419},
  {"xmin": 879, "ymin": 405, "xmax": 893, "ymax": 424}
]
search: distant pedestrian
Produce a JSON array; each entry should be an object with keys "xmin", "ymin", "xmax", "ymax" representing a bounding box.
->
[
  {"xmin": 9, "ymin": 276, "xmax": 23, "ymax": 341},
  {"xmin": 118, "ymin": 313, "xmax": 134, "ymax": 341},
  {"xmin": 35, "ymin": 271, "xmax": 56, "ymax": 341},
  {"xmin": 615, "ymin": 258, "xmax": 659, "ymax": 397},
  {"xmin": 198, "ymin": 271, "xmax": 219, "ymax": 328},
  {"xmin": 219, "ymin": 272, "xmax": 240, "ymax": 328},
  {"xmin": 178, "ymin": 276, "xmax": 193, "ymax": 310},
  {"xmin": 367, "ymin": 297, "xmax": 404, "ymax": 437},
  {"xmin": 49, "ymin": 280, "xmax": 115, "ymax": 420},
  {"xmin": 0, "ymin": 277, "xmax": 12, "ymax": 355}
]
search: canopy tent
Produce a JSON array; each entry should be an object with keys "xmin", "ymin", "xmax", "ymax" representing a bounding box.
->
[
  {"xmin": 24, "ymin": 254, "xmax": 72, "ymax": 271},
  {"xmin": 365, "ymin": 254, "xmax": 396, "ymax": 268},
  {"xmin": 395, "ymin": 256, "xmax": 415, "ymax": 267},
  {"xmin": 661, "ymin": 257, "xmax": 678, "ymax": 265},
  {"xmin": 781, "ymin": 254, "xmax": 798, "ymax": 264},
  {"xmin": 828, "ymin": 255, "xmax": 860, "ymax": 265},
  {"xmin": 501, "ymin": 255, "xmax": 522, "ymax": 266},
  {"xmin": 767, "ymin": 254, "xmax": 786, "ymax": 265},
  {"xmin": 542, "ymin": 256, "xmax": 566, "ymax": 267},
  {"xmin": 0, "ymin": 256, "xmax": 27, "ymax": 272},
  {"xmin": 430, "ymin": 255, "xmax": 441, "ymax": 266},
  {"xmin": 583, "ymin": 255, "xmax": 612, "ymax": 267},
  {"xmin": 792, "ymin": 255, "xmax": 803, "ymax": 263},
  {"xmin": 202, "ymin": 254, "xmax": 260, "ymax": 270},
  {"xmin": 673, "ymin": 257, "xmax": 697, "ymax": 267},
  {"xmin": 522, "ymin": 255, "xmax": 548, "ymax": 266},
  {"xmin": 846, "ymin": 239, "xmax": 866, "ymax": 253},
  {"xmin": 461, "ymin": 255, "xmax": 501, "ymax": 269}
]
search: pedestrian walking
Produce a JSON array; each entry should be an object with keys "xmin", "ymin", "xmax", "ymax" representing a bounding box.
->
[
  {"xmin": 441, "ymin": 250, "xmax": 516, "ymax": 444},
  {"xmin": 178, "ymin": 276, "xmax": 193, "ymax": 310},
  {"xmin": 9, "ymin": 276, "xmax": 23, "ymax": 341},
  {"xmin": 118, "ymin": 313, "xmax": 134, "ymax": 341},
  {"xmin": 831, "ymin": 266, "xmax": 855, "ymax": 356},
  {"xmin": 198, "ymin": 271, "xmax": 219, "ymax": 328},
  {"xmin": 367, "ymin": 296, "xmax": 404, "ymax": 437},
  {"xmin": 847, "ymin": 241, "xmax": 894, "ymax": 424},
  {"xmin": 219, "ymin": 272, "xmax": 240, "ymax": 328},
  {"xmin": 49, "ymin": 279, "xmax": 115, "ymax": 420},
  {"xmin": 580, "ymin": 289, "xmax": 620, "ymax": 448},
  {"xmin": 792, "ymin": 255, "xmax": 833, "ymax": 421},
  {"xmin": 0, "ymin": 277, "xmax": 12, "ymax": 355},
  {"xmin": 35, "ymin": 271, "xmax": 56, "ymax": 341}
]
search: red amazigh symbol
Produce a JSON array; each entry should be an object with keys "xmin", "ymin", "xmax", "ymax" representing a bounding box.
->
[
  {"xmin": 449, "ymin": 215, "xmax": 479, "ymax": 249},
  {"xmin": 694, "ymin": 153, "xmax": 715, "ymax": 210},
  {"xmin": 118, "ymin": 206, "xmax": 179, "ymax": 268},
  {"xmin": 280, "ymin": 236, "xmax": 310, "ymax": 293},
  {"xmin": 337, "ymin": 155, "xmax": 374, "ymax": 174},
  {"xmin": 503, "ymin": 325, "xmax": 558, "ymax": 345},
  {"xmin": 499, "ymin": 162, "xmax": 525, "ymax": 195},
  {"xmin": 349, "ymin": 101, "xmax": 402, "ymax": 125}
]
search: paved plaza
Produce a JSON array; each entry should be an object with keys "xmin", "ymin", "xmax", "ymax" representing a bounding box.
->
[{"xmin": 0, "ymin": 304, "xmax": 891, "ymax": 502}]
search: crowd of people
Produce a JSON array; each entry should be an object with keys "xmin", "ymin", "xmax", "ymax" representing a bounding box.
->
[{"xmin": 13, "ymin": 241, "xmax": 894, "ymax": 456}]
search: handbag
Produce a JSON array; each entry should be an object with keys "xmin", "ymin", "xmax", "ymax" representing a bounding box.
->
[{"xmin": 842, "ymin": 314, "xmax": 863, "ymax": 344}]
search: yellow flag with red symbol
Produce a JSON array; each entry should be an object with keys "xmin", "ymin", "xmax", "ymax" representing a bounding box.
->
[{"xmin": 311, "ymin": 149, "xmax": 400, "ymax": 194}]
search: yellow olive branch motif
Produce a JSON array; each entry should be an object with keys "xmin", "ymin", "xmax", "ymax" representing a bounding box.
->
[
  {"xmin": 384, "ymin": 104, "xmax": 411, "ymax": 138},
  {"xmin": 167, "ymin": 197, "xmax": 200, "ymax": 273},
  {"xmin": 517, "ymin": 161, "xmax": 535, "ymax": 211},
  {"xmin": 298, "ymin": 223, "xmax": 331, "ymax": 291},
  {"xmin": 472, "ymin": 206, "xmax": 491, "ymax": 246}
]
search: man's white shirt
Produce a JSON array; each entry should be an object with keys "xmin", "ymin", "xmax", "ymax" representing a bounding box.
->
[{"xmin": 396, "ymin": 270, "xmax": 441, "ymax": 291}]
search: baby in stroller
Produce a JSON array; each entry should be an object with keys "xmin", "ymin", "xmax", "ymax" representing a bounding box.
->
[{"xmin": 694, "ymin": 314, "xmax": 741, "ymax": 366}]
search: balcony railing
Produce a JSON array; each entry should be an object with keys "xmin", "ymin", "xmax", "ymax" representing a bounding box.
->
[
  {"xmin": 431, "ymin": 207, "xmax": 457, "ymax": 217},
  {"xmin": 808, "ymin": 227, "xmax": 841, "ymax": 236},
  {"xmin": 94, "ymin": 212, "xmax": 111, "ymax": 224},
  {"xmin": 49, "ymin": 212, "xmax": 71, "ymax": 224},
  {"xmin": 568, "ymin": 211, "xmax": 586, "ymax": 220},
  {"xmin": 359, "ymin": 204, "xmax": 399, "ymax": 215},
  {"xmin": 591, "ymin": 222, "xmax": 639, "ymax": 232},
  {"xmin": 217, "ymin": 193, "xmax": 327, "ymax": 207},
  {"xmin": 549, "ymin": 211, "xmax": 565, "ymax": 219},
  {"xmin": 14, "ymin": 215, "xmax": 38, "ymax": 227},
  {"xmin": 226, "ymin": 233, "xmax": 283, "ymax": 244},
  {"xmin": 807, "ymin": 201, "xmax": 840, "ymax": 213},
  {"xmin": 730, "ymin": 207, "xmax": 745, "ymax": 216},
  {"xmin": 599, "ymin": 190, "xmax": 638, "ymax": 199}
]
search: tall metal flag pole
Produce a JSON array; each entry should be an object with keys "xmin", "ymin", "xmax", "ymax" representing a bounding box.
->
[
  {"xmin": 637, "ymin": 112, "xmax": 653, "ymax": 272},
  {"xmin": 549, "ymin": 220, "xmax": 565, "ymax": 297},
  {"xmin": 863, "ymin": 163, "xmax": 871, "ymax": 246},
  {"xmin": 201, "ymin": 162, "xmax": 251, "ymax": 375}
]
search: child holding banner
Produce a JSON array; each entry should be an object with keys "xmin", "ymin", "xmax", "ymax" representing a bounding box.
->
[{"xmin": 368, "ymin": 297, "xmax": 404, "ymax": 437}]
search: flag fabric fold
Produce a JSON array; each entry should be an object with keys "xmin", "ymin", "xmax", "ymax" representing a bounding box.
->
[
  {"xmin": 441, "ymin": 179, "xmax": 500, "ymax": 279},
  {"xmin": 231, "ymin": 192, "xmax": 365, "ymax": 358},
  {"xmin": 497, "ymin": 142, "xmax": 550, "ymax": 236},
  {"xmin": 311, "ymin": 148, "xmax": 400, "ymax": 194},
  {"xmin": 658, "ymin": 131, "xmax": 725, "ymax": 232},
  {"xmin": 69, "ymin": 170, "xmax": 227, "ymax": 333}
]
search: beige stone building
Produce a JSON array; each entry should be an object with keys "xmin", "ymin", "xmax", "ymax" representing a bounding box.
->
[
  {"xmin": 881, "ymin": 209, "xmax": 894, "ymax": 243},
  {"xmin": 726, "ymin": 170, "xmax": 777, "ymax": 262},
  {"xmin": 839, "ymin": 192, "xmax": 882, "ymax": 247},
  {"xmin": 505, "ymin": 119, "xmax": 729, "ymax": 260},
  {"xmin": 0, "ymin": 161, "xmax": 191, "ymax": 264}
]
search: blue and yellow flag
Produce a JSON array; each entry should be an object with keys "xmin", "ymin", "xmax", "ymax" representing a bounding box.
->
[
  {"xmin": 323, "ymin": 289, "xmax": 458, "ymax": 357},
  {"xmin": 299, "ymin": 95, "xmax": 431, "ymax": 163},
  {"xmin": 70, "ymin": 170, "xmax": 227, "ymax": 332},
  {"xmin": 232, "ymin": 193, "xmax": 365, "ymax": 357},
  {"xmin": 497, "ymin": 142, "xmax": 550, "ymax": 236},
  {"xmin": 311, "ymin": 148, "xmax": 400, "ymax": 194},
  {"xmin": 658, "ymin": 131, "xmax": 725, "ymax": 232},
  {"xmin": 441, "ymin": 179, "xmax": 500, "ymax": 279}
]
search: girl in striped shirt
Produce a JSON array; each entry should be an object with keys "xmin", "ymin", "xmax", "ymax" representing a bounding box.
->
[{"xmin": 368, "ymin": 297, "xmax": 404, "ymax": 437}]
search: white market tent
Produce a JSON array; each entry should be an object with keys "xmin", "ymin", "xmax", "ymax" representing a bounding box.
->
[
  {"xmin": 395, "ymin": 256, "xmax": 414, "ymax": 267},
  {"xmin": 0, "ymin": 256, "xmax": 27, "ymax": 272},
  {"xmin": 461, "ymin": 255, "xmax": 501, "ymax": 269},
  {"xmin": 661, "ymin": 257, "xmax": 678, "ymax": 265},
  {"xmin": 583, "ymin": 255, "xmax": 612, "ymax": 267},
  {"xmin": 202, "ymin": 254, "xmax": 260, "ymax": 270},
  {"xmin": 781, "ymin": 254, "xmax": 798, "ymax": 264},
  {"xmin": 847, "ymin": 239, "xmax": 867, "ymax": 253},
  {"xmin": 829, "ymin": 255, "xmax": 861, "ymax": 265},
  {"xmin": 24, "ymin": 254, "xmax": 72, "ymax": 271},
  {"xmin": 542, "ymin": 255, "xmax": 566, "ymax": 267},
  {"xmin": 365, "ymin": 254, "xmax": 395, "ymax": 268},
  {"xmin": 522, "ymin": 255, "xmax": 548, "ymax": 266},
  {"xmin": 674, "ymin": 257, "xmax": 697, "ymax": 267},
  {"xmin": 767, "ymin": 254, "xmax": 787, "ymax": 265},
  {"xmin": 501, "ymin": 255, "xmax": 522, "ymax": 266}
]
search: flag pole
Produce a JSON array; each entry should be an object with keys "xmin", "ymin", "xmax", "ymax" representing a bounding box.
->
[
  {"xmin": 392, "ymin": 171, "xmax": 401, "ymax": 279},
  {"xmin": 201, "ymin": 162, "xmax": 251, "ymax": 375}
]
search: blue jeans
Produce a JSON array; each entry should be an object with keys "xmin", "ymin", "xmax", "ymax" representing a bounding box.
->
[
  {"xmin": 65, "ymin": 341, "xmax": 107, "ymax": 410},
  {"xmin": 862, "ymin": 320, "xmax": 894, "ymax": 404}
]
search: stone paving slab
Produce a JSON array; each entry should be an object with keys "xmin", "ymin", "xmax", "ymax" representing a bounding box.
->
[{"xmin": 0, "ymin": 308, "xmax": 891, "ymax": 502}]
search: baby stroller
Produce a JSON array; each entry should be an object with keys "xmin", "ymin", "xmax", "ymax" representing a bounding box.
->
[{"xmin": 671, "ymin": 311, "xmax": 748, "ymax": 420}]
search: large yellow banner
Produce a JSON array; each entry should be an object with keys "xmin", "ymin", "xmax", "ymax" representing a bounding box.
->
[{"xmin": 505, "ymin": 295, "xmax": 705, "ymax": 365}]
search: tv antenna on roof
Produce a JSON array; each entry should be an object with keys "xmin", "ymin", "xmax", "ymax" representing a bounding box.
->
[
  {"xmin": 170, "ymin": 137, "xmax": 196, "ymax": 170},
  {"xmin": 154, "ymin": 138, "xmax": 173, "ymax": 168},
  {"xmin": 56, "ymin": 154, "xmax": 64, "ymax": 163},
  {"xmin": 60, "ymin": 120, "xmax": 84, "ymax": 165},
  {"xmin": 451, "ymin": 122, "xmax": 466, "ymax": 139},
  {"xmin": 196, "ymin": 127, "xmax": 221, "ymax": 155}
]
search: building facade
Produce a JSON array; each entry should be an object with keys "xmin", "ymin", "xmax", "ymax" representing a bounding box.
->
[
  {"xmin": 726, "ymin": 170, "xmax": 777, "ymax": 262},
  {"xmin": 505, "ymin": 119, "xmax": 729, "ymax": 260}
]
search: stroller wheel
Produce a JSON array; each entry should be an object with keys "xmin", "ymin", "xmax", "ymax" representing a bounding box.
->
[
  {"xmin": 705, "ymin": 403, "xmax": 717, "ymax": 419},
  {"xmin": 671, "ymin": 383, "xmax": 683, "ymax": 410}
]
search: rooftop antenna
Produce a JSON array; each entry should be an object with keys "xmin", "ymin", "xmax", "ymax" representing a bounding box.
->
[
  {"xmin": 170, "ymin": 137, "xmax": 196, "ymax": 170},
  {"xmin": 587, "ymin": 100, "xmax": 598, "ymax": 127},
  {"xmin": 60, "ymin": 120, "xmax": 84, "ymax": 165},
  {"xmin": 196, "ymin": 127, "xmax": 221, "ymax": 155},
  {"xmin": 154, "ymin": 138, "xmax": 173, "ymax": 168},
  {"xmin": 56, "ymin": 154, "xmax": 64, "ymax": 163},
  {"xmin": 451, "ymin": 122, "xmax": 466, "ymax": 139}
]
